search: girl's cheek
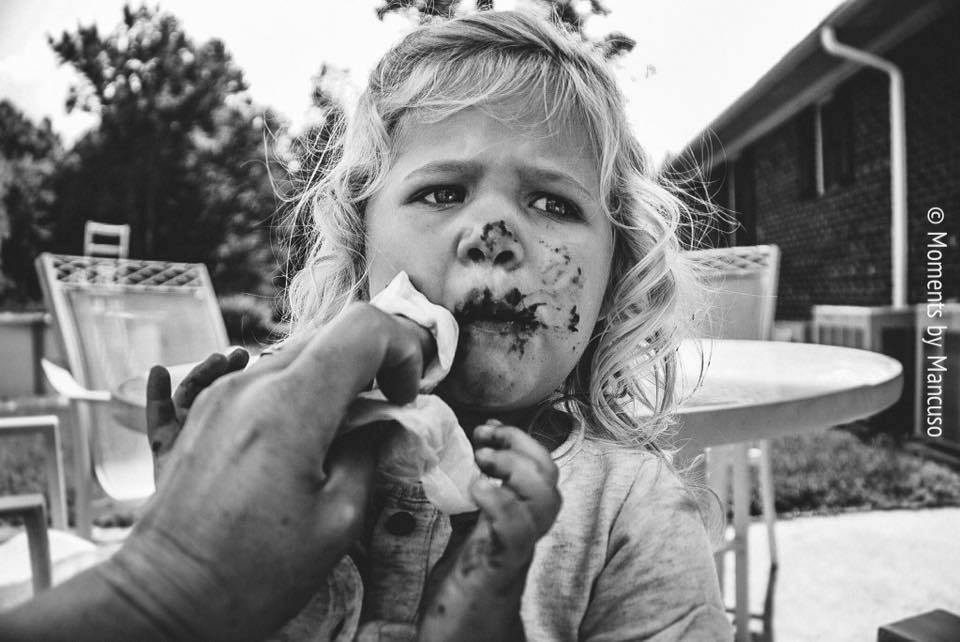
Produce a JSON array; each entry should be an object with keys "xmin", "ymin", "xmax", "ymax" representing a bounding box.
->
[{"xmin": 531, "ymin": 241, "xmax": 587, "ymax": 336}]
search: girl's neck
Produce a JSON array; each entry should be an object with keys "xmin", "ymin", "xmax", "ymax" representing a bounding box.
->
[{"xmin": 446, "ymin": 400, "xmax": 573, "ymax": 453}]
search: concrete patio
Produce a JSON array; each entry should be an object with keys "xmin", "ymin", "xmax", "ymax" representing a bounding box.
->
[
  {"xmin": 1, "ymin": 507, "xmax": 958, "ymax": 640},
  {"xmin": 729, "ymin": 507, "xmax": 960, "ymax": 641}
]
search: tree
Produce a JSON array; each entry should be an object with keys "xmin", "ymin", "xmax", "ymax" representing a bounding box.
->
[
  {"xmin": 0, "ymin": 100, "xmax": 61, "ymax": 303},
  {"xmin": 376, "ymin": 0, "xmax": 635, "ymax": 58},
  {"xmin": 270, "ymin": 65, "xmax": 347, "ymax": 317},
  {"xmin": 47, "ymin": 5, "xmax": 282, "ymax": 295}
]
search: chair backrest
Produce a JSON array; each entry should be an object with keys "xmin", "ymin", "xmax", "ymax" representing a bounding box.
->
[
  {"xmin": 36, "ymin": 253, "xmax": 229, "ymax": 502},
  {"xmin": 83, "ymin": 221, "xmax": 130, "ymax": 259},
  {"xmin": 685, "ymin": 245, "xmax": 781, "ymax": 341}
]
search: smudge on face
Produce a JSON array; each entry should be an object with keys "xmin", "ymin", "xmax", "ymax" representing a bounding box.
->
[
  {"xmin": 454, "ymin": 287, "xmax": 544, "ymax": 357},
  {"xmin": 567, "ymin": 305, "xmax": 580, "ymax": 332},
  {"xmin": 479, "ymin": 220, "xmax": 517, "ymax": 258}
]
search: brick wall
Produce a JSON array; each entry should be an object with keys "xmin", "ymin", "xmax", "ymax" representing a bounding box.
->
[{"xmin": 742, "ymin": 7, "xmax": 960, "ymax": 319}]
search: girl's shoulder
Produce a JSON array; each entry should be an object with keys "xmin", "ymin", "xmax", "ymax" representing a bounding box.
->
[
  {"xmin": 557, "ymin": 430, "xmax": 694, "ymax": 512},
  {"xmin": 555, "ymin": 424, "xmax": 680, "ymax": 493}
]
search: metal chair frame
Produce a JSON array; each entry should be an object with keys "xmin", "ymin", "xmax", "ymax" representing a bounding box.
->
[
  {"xmin": 35, "ymin": 253, "xmax": 228, "ymax": 538},
  {"xmin": 0, "ymin": 415, "xmax": 67, "ymax": 594},
  {"xmin": 83, "ymin": 221, "xmax": 130, "ymax": 259},
  {"xmin": 685, "ymin": 244, "xmax": 781, "ymax": 642}
]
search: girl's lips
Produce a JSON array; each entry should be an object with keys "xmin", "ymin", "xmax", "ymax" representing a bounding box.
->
[
  {"xmin": 453, "ymin": 287, "xmax": 545, "ymax": 332},
  {"xmin": 459, "ymin": 317, "xmax": 529, "ymax": 334},
  {"xmin": 455, "ymin": 310, "xmax": 542, "ymax": 333}
]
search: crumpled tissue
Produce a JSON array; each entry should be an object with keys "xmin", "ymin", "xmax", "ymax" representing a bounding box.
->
[{"xmin": 342, "ymin": 272, "xmax": 481, "ymax": 514}]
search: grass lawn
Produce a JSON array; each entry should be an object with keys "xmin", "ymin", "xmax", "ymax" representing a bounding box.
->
[{"xmin": 763, "ymin": 426, "xmax": 960, "ymax": 516}]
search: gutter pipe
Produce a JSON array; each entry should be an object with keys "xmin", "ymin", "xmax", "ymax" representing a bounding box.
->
[{"xmin": 820, "ymin": 26, "xmax": 908, "ymax": 308}]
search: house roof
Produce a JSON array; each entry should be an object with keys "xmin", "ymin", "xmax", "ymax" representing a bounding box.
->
[{"xmin": 677, "ymin": 0, "xmax": 954, "ymax": 172}]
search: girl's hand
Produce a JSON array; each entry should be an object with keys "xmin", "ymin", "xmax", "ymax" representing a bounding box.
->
[
  {"xmin": 468, "ymin": 421, "xmax": 562, "ymax": 577},
  {"xmin": 146, "ymin": 348, "xmax": 249, "ymax": 484},
  {"xmin": 418, "ymin": 422, "xmax": 561, "ymax": 641}
]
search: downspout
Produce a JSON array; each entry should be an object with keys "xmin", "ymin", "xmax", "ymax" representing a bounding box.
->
[{"xmin": 820, "ymin": 26, "xmax": 908, "ymax": 308}]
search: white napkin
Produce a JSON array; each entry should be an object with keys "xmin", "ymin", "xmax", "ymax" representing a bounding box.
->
[{"xmin": 343, "ymin": 272, "xmax": 481, "ymax": 514}]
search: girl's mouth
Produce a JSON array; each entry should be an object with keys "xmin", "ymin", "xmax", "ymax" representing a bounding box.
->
[{"xmin": 454, "ymin": 287, "xmax": 544, "ymax": 333}]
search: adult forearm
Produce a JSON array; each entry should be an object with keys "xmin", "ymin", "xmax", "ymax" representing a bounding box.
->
[
  {"xmin": 0, "ymin": 551, "xmax": 194, "ymax": 641},
  {"xmin": 0, "ymin": 525, "xmax": 255, "ymax": 642}
]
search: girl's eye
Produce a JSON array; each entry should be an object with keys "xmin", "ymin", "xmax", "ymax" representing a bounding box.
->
[
  {"xmin": 418, "ymin": 187, "xmax": 465, "ymax": 206},
  {"xmin": 531, "ymin": 195, "xmax": 579, "ymax": 219}
]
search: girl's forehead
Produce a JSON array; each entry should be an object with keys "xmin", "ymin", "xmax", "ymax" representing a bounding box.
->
[{"xmin": 390, "ymin": 104, "xmax": 600, "ymax": 184}]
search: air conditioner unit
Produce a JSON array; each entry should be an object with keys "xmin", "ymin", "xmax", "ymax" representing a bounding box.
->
[{"xmin": 811, "ymin": 305, "xmax": 914, "ymax": 436}]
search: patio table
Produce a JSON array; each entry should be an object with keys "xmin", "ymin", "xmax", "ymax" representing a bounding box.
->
[
  {"xmin": 668, "ymin": 338, "xmax": 904, "ymax": 455},
  {"xmin": 662, "ymin": 338, "xmax": 903, "ymax": 642}
]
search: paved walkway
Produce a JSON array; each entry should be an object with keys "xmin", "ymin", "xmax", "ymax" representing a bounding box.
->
[
  {"xmin": 726, "ymin": 507, "xmax": 960, "ymax": 641},
  {"xmin": 2, "ymin": 508, "xmax": 959, "ymax": 640}
]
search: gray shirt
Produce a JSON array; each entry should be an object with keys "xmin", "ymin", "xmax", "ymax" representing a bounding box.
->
[{"xmin": 273, "ymin": 425, "xmax": 731, "ymax": 641}]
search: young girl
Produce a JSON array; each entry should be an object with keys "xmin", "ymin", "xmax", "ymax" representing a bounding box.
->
[{"xmin": 150, "ymin": 9, "xmax": 729, "ymax": 641}]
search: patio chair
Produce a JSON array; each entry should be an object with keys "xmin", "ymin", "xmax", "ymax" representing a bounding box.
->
[
  {"xmin": 0, "ymin": 415, "xmax": 67, "ymax": 595},
  {"xmin": 35, "ymin": 253, "xmax": 229, "ymax": 538},
  {"xmin": 684, "ymin": 244, "xmax": 781, "ymax": 642},
  {"xmin": 83, "ymin": 221, "xmax": 130, "ymax": 259}
]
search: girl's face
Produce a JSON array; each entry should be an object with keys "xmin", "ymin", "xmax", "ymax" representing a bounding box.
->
[{"xmin": 365, "ymin": 106, "xmax": 614, "ymax": 413}]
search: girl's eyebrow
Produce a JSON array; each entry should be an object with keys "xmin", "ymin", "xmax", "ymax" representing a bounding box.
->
[
  {"xmin": 517, "ymin": 166, "xmax": 595, "ymax": 201},
  {"xmin": 403, "ymin": 160, "xmax": 595, "ymax": 200},
  {"xmin": 403, "ymin": 160, "xmax": 482, "ymax": 182}
]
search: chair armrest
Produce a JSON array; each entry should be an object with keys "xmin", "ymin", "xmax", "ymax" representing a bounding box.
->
[
  {"xmin": 0, "ymin": 494, "xmax": 52, "ymax": 593},
  {"xmin": 40, "ymin": 359, "xmax": 111, "ymax": 402},
  {"xmin": 0, "ymin": 416, "xmax": 69, "ymax": 530}
]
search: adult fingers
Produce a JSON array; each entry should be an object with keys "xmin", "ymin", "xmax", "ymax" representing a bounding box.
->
[
  {"xmin": 252, "ymin": 308, "xmax": 436, "ymax": 385},
  {"xmin": 283, "ymin": 304, "xmax": 432, "ymax": 409},
  {"xmin": 473, "ymin": 424, "xmax": 559, "ymax": 484}
]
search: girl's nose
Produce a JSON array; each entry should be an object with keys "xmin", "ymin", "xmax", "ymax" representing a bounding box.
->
[{"xmin": 456, "ymin": 220, "xmax": 524, "ymax": 270}]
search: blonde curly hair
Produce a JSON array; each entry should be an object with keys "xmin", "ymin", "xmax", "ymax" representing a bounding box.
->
[{"xmin": 281, "ymin": 9, "xmax": 709, "ymax": 458}]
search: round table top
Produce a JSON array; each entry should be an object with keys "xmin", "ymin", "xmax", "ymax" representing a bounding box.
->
[
  {"xmin": 666, "ymin": 339, "xmax": 903, "ymax": 451},
  {"xmin": 113, "ymin": 340, "xmax": 904, "ymax": 448}
]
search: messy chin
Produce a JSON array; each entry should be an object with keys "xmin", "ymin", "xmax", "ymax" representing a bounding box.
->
[{"xmin": 436, "ymin": 349, "xmax": 535, "ymax": 410}]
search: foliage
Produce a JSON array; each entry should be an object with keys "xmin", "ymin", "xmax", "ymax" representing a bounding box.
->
[
  {"xmin": 219, "ymin": 293, "xmax": 279, "ymax": 347},
  {"xmin": 376, "ymin": 0, "xmax": 636, "ymax": 58},
  {"xmin": 763, "ymin": 427, "xmax": 960, "ymax": 516},
  {"xmin": 46, "ymin": 5, "xmax": 283, "ymax": 295},
  {"xmin": 0, "ymin": 101, "xmax": 61, "ymax": 303}
]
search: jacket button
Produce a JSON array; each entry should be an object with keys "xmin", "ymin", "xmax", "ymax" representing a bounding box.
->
[{"xmin": 384, "ymin": 511, "xmax": 416, "ymax": 536}]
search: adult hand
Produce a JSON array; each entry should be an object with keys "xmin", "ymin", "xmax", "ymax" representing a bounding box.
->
[{"xmin": 0, "ymin": 303, "xmax": 436, "ymax": 642}]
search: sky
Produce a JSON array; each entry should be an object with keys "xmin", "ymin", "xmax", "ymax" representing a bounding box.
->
[{"xmin": 0, "ymin": 0, "xmax": 847, "ymax": 162}]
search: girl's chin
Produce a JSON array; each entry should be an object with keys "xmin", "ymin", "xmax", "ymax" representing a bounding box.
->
[{"xmin": 437, "ymin": 356, "xmax": 535, "ymax": 410}]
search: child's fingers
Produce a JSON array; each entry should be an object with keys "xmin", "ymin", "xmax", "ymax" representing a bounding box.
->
[
  {"xmin": 473, "ymin": 423, "xmax": 559, "ymax": 485},
  {"xmin": 146, "ymin": 366, "xmax": 176, "ymax": 430},
  {"xmin": 225, "ymin": 347, "xmax": 250, "ymax": 373},
  {"xmin": 469, "ymin": 479, "xmax": 540, "ymax": 559},
  {"xmin": 475, "ymin": 448, "xmax": 561, "ymax": 533},
  {"xmin": 146, "ymin": 366, "xmax": 180, "ymax": 483},
  {"xmin": 173, "ymin": 352, "xmax": 232, "ymax": 413}
]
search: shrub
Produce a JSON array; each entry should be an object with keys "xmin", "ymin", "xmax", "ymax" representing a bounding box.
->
[
  {"xmin": 766, "ymin": 427, "xmax": 960, "ymax": 516},
  {"xmin": 218, "ymin": 294, "xmax": 279, "ymax": 348}
]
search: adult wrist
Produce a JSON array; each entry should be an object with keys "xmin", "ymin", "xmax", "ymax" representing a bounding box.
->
[{"xmin": 102, "ymin": 528, "xmax": 233, "ymax": 640}]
